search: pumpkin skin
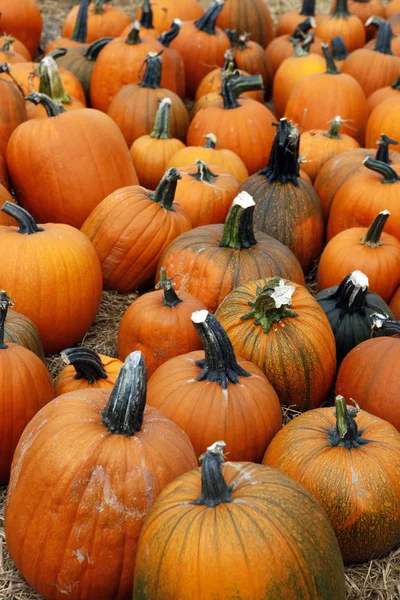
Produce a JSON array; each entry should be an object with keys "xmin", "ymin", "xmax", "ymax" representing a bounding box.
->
[
  {"xmin": 368, "ymin": 79, "xmax": 400, "ymax": 114},
  {"xmin": 157, "ymin": 193, "xmax": 305, "ymax": 313},
  {"xmin": 315, "ymin": 0, "xmax": 366, "ymax": 52},
  {"xmin": 7, "ymin": 93, "xmax": 138, "ymax": 229},
  {"xmin": 147, "ymin": 312, "xmax": 282, "ymax": 462},
  {"xmin": 0, "ymin": 35, "xmax": 31, "ymax": 60},
  {"xmin": 5, "ymin": 352, "xmax": 197, "ymax": 600},
  {"xmin": 135, "ymin": 0, "xmax": 204, "ymax": 34},
  {"xmin": 62, "ymin": 1, "xmax": 132, "ymax": 42},
  {"xmin": 267, "ymin": 33, "xmax": 324, "ymax": 76},
  {"xmin": 275, "ymin": 0, "xmax": 323, "ymax": 37},
  {"xmin": 0, "ymin": 185, "xmax": 15, "ymax": 226},
  {"xmin": 263, "ymin": 395, "xmax": 400, "ymax": 564},
  {"xmin": 195, "ymin": 60, "xmax": 264, "ymax": 104},
  {"xmin": 0, "ymin": 203, "xmax": 103, "ymax": 354},
  {"xmin": 232, "ymin": 34, "xmax": 273, "ymax": 99},
  {"xmin": 5, "ymin": 307, "xmax": 45, "ymax": 361},
  {"xmin": 366, "ymin": 97, "xmax": 400, "ymax": 149},
  {"xmin": 390, "ymin": 286, "xmax": 400, "ymax": 318},
  {"xmin": 216, "ymin": 0, "xmax": 275, "ymax": 47},
  {"xmin": 133, "ymin": 442, "xmax": 346, "ymax": 600},
  {"xmin": 0, "ymin": 0, "xmax": 42, "ymax": 56},
  {"xmin": 0, "ymin": 75, "xmax": 27, "ymax": 160},
  {"xmin": 54, "ymin": 348, "xmax": 123, "ymax": 396},
  {"xmin": 215, "ymin": 277, "xmax": 337, "ymax": 412},
  {"xmin": 81, "ymin": 169, "xmax": 192, "ymax": 293}
]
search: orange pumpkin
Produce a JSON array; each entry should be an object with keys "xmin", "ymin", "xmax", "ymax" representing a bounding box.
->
[
  {"xmin": 4, "ymin": 302, "xmax": 45, "ymax": 361},
  {"xmin": 276, "ymin": 0, "xmax": 323, "ymax": 37},
  {"xmin": 0, "ymin": 0, "xmax": 42, "ymax": 57},
  {"xmin": 368, "ymin": 76, "xmax": 400, "ymax": 114},
  {"xmin": 348, "ymin": 0, "xmax": 386, "ymax": 39},
  {"xmin": 315, "ymin": 0, "xmax": 366, "ymax": 51},
  {"xmin": 135, "ymin": 0, "xmax": 204, "ymax": 34},
  {"xmin": 5, "ymin": 351, "xmax": 197, "ymax": 600},
  {"xmin": 232, "ymin": 33, "xmax": 273, "ymax": 99},
  {"xmin": 45, "ymin": 0, "xmax": 90, "ymax": 55},
  {"xmin": 157, "ymin": 19, "xmax": 186, "ymax": 100},
  {"xmin": 62, "ymin": 0, "xmax": 132, "ymax": 42},
  {"xmin": 366, "ymin": 97, "xmax": 400, "ymax": 149},
  {"xmin": 216, "ymin": 0, "xmax": 274, "ymax": 47},
  {"xmin": 131, "ymin": 0, "xmax": 160, "ymax": 39},
  {"xmin": 0, "ymin": 35, "xmax": 31, "ymax": 60},
  {"xmin": 0, "ymin": 36, "xmax": 28, "ymax": 64},
  {"xmin": 54, "ymin": 348, "xmax": 123, "ymax": 396},
  {"xmin": 0, "ymin": 184, "xmax": 15, "ymax": 226},
  {"xmin": 266, "ymin": 18, "xmax": 323, "ymax": 75}
]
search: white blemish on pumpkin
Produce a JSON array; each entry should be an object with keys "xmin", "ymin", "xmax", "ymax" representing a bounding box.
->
[
  {"xmin": 350, "ymin": 466, "xmax": 358, "ymax": 485},
  {"xmin": 72, "ymin": 549, "xmax": 91, "ymax": 564},
  {"xmin": 270, "ymin": 279, "xmax": 295, "ymax": 308}
]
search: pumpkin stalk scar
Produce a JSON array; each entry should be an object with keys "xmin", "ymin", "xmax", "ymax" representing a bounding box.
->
[{"xmin": 240, "ymin": 277, "xmax": 298, "ymax": 333}]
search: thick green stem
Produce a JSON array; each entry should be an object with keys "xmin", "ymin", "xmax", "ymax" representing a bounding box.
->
[
  {"xmin": 191, "ymin": 160, "xmax": 217, "ymax": 183},
  {"xmin": 126, "ymin": 21, "xmax": 141, "ymax": 45},
  {"xmin": 240, "ymin": 277, "xmax": 299, "ymax": 333},
  {"xmin": 158, "ymin": 19, "xmax": 182, "ymax": 47},
  {"xmin": 191, "ymin": 310, "xmax": 250, "ymax": 388},
  {"xmin": 322, "ymin": 44, "xmax": 339, "ymax": 74},
  {"xmin": 331, "ymin": 36, "xmax": 349, "ymax": 60},
  {"xmin": 300, "ymin": 0, "xmax": 316, "ymax": 16},
  {"xmin": 71, "ymin": 0, "xmax": 89, "ymax": 42},
  {"xmin": 84, "ymin": 37, "xmax": 113, "ymax": 60},
  {"xmin": 329, "ymin": 396, "xmax": 369, "ymax": 449},
  {"xmin": 1, "ymin": 202, "xmax": 44, "ymax": 234},
  {"xmin": 101, "ymin": 351, "xmax": 147, "ymax": 435},
  {"xmin": 361, "ymin": 211, "xmax": 390, "ymax": 247},
  {"xmin": 0, "ymin": 291, "xmax": 13, "ymax": 350},
  {"xmin": 155, "ymin": 267, "xmax": 183, "ymax": 308},
  {"xmin": 194, "ymin": 441, "xmax": 232, "ymax": 507},
  {"xmin": 150, "ymin": 98, "xmax": 172, "ymax": 139},
  {"xmin": 221, "ymin": 74, "xmax": 263, "ymax": 109},
  {"xmin": 140, "ymin": 0, "xmax": 154, "ymax": 29},
  {"xmin": 324, "ymin": 115, "xmax": 343, "ymax": 139},
  {"xmin": 149, "ymin": 168, "xmax": 181, "ymax": 210},
  {"xmin": 363, "ymin": 157, "xmax": 400, "ymax": 183},
  {"xmin": 38, "ymin": 56, "xmax": 71, "ymax": 104},
  {"xmin": 139, "ymin": 51, "xmax": 162, "ymax": 88},
  {"xmin": 368, "ymin": 18, "xmax": 394, "ymax": 55},
  {"xmin": 25, "ymin": 92, "xmax": 67, "ymax": 116},
  {"xmin": 219, "ymin": 191, "xmax": 257, "ymax": 250},
  {"xmin": 333, "ymin": 271, "xmax": 369, "ymax": 313},
  {"xmin": 194, "ymin": 0, "xmax": 225, "ymax": 35},
  {"xmin": 260, "ymin": 118, "xmax": 300, "ymax": 185},
  {"xmin": 61, "ymin": 347, "xmax": 108, "ymax": 383},
  {"xmin": 376, "ymin": 134, "xmax": 398, "ymax": 164},
  {"xmin": 332, "ymin": 0, "xmax": 350, "ymax": 18}
]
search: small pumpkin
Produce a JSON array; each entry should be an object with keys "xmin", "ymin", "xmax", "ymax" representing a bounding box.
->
[
  {"xmin": 216, "ymin": 0, "xmax": 275, "ymax": 47},
  {"xmin": 232, "ymin": 32, "xmax": 273, "ymax": 99},
  {"xmin": 276, "ymin": 0, "xmax": 322, "ymax": 37},
  {"xmin": 45, "ymin": 0, "xmax": 90, "ymax": 54},
  {"xmin": 315, "ymin": 0, "xmax": 366, "ymax": 51},
  {"xmin": 348, "ymin": 0, "xmax": 386, "ymax": 39},
  {"xmin": 0, "ymin": 0, "xmax": 42, "ymax": 56},
  {"xmin": 0, "ymin": 35, "xmax": 31, "ymax": 60},
  {"xmin": 0, "ymin": 36, "xmax": 28, "ymax": 64},
  {"xmin": 266, "ymin": 18, "xmax": 323, "ymax": 75},
  {"xmin": 136, "ymin": 0, "xmax": 204, "ymax": 34},
  {"xmin": 62, "ymin": 0, "xmax": 132, "ymax": 42},
  {"xmin": 366, "ymin": 96, "xmax": 400, "ymax": 149},
  {"xmin": 133, "ymin": 0, "xmax": 159, "ymax": 39},
  {"xmin": 0, "ymin": 64, "xmax": 27, "ymax": 159},
  {"xmin": 54, "ymin": 348, "xmax": 123, "ymax": 396},
  {"xmin": 264, "ymin": 395, "xmax": 400, "ymax": 563},
  {"xmin": 368, "ymin": 76, "xmax": 400, "ymax": 114}
]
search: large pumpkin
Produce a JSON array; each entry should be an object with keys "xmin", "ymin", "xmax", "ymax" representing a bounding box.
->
[
  {"xmin": 264, "ymin": 395, "xmax": 400, "ymax": 563},
  {"xmin": 135, "ymin": 0, "xmax": 204, "ymax": 34},
  {"xmin": 54, "ymin": 348, "xmax": 123, "ymax": 396},
  {"xmin": 0, "ymin": 0, "xmax": 42, "ymax": 56},
  {"xmin": 62, "ymin": 0, "xmax": 132, "ymax": 42},
  {"xmin": 5, "ymin": 351, "xmax": 197, "ymax": 600},
  {"xmin": 133, "ymin": 441, "xmax": 346, "ymax": 599},
  {"xmin": 215, "ymin": 276, "xmax": 337, "ymax": 411}
]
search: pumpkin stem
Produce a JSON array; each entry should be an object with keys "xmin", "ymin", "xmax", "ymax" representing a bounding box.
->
[
  {"xmin": 149, "ymin": 168, "xmax": 181, "ymax": 210},
  {"xmin": 84, "ymin": 37, "xmax": 113, "ymax": 60},
  {"xmin": 221, "ymin": 73, "xmax": 263, "ymax": 109},
  {"xmin": 155, "ymin": 267, "xmax": 183, "ymax": 308},
  {"xmin": 368, "ymin": 18, "xmax": 394, "ymax": 55},
  {"xmin": 331, "ymin": 0, "xmax": 350, "ymax": 18},
  {"xmin": 225, "ymin": 28, "xmax": 237, "ymax": 45},
  {"xmin": 61, "ymin": 347, "xmax": 108, "ymax": 383},
  {"xmin": 222, "ymin": 47, "xmax": 237, "ymax": 71},
  {"xmin": 371, "ymin": 313, "xmax": 400, "ymax": 336},
  {"xmin": 71, "ymin": 0, "xmax": 89, "ymax": 43},
  {"xmin": 0, "ymin": 290, "xmax": 13, "ymax": 350},
  {"xmin": 158, "ymin": 19, "xmax": 182, "ymax": 47},
  {"xmin": 194, "ymin": 441, "xmax": 233, "ymax": 507},
  {"xmin": 126, "ymin": 21, "xmax": 142, "ymax": 45},
  {"xmin": 333, "ymin": 271, "xmax": 369, "ymax": 313},
  {"xmin": 93, "ymin": 0, "xmax": 106, "ymax": 15},
  {"xmin": 391, "ymin": 75, "xmax": 400, "ymax": 91},
  {"xmin": 191, "ymin": 160, "xmax": 217, "ymax": 183},
  {"xmin": 300, "ymin": 0, "xmax": 316, "ymax": 16},
  {"xmin": 260, "ymin": 118, "xmax": 300, "ymax": 186},
  {"xmin": 191, "ymin": 310, "xmax": 250, "ymax": 388},
  {"xmin": 140, "ymin": 0, "xmax": 154, "ymax": 29},
  {"xmin": 38, "ymin": 56, "xmax": 71, "ymax": 104},
  {"xmin": 324, "ymin": 115, "xmax": 343, "ymax": 139},
  {"xmin": 219, "ymin": 191, "xmax": 257, "ymax": 250},
  {"xmin": 329, "ymin": 395, "xmax": 369, "ymax": 449},
  {"xmin": 139, "ymin": 51, "xmax": 163, "ymax": 89},
  {"xmin": 331, "ymin": 36, "xmax": 349, "ymax": 61},
  {"xmin": 292, "ymin": 38, "xmax": 310, "ymax": 57},
  {"xmin": 361, "ymin": 210, "xmax": 390, "ymax": 247},
  {"xmin": 204, "ymin": 133, "xmax": 217, "ymax": 148},
  {"xmin": 0, "ymin": 35, "xmax": 16, "ymax": 53},
  {"xmin": 291, "ymin": 18, "xmax": 315, "ymax": 40},
  {"xmin": 376, "ymin": 134, "xmax": 398, "ymax": 164},
  {"xmin": 322, "ymin": 44, "xmax": 340, "ymax": 75},
  {"xmin": 150, "ymin": 98, "xmax": 172, "ymax": 139},
  {"xmin": 363, "ymin": 157, "xmax": 400, "ymax": 183},
  {"xmin": 47, "ymin": 48, "xmax": 68, "ymax": 61},
  {"xmin": 25, "ymin": 91, "xmax": 67, "ymax": 116},
  {"xmin": 101, "ymin": 351, "xmax": 147, "ymax": 435},
  {"xmin": 1, "ymin": 202, "xmax": 44, "ymax": 234},
  {"xmin": 240, "ymin": 277, "xmax": 299, "ymax": 334},
  {"xmin": 194, "ymin": 0, "xmax": 225, "ymax": 35},
  {"xmin": 236, "ymin": 32, "xmax": 251, "ymax": 51}
]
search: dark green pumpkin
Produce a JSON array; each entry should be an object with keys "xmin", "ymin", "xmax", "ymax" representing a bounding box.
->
[
  {"xmin": 4, "ymin": 305, "xmax": 45, "ymax": 362},
  {"xmin": 316, "ymin": 271, "xmax": 394, "ymax": 364},
  {"xmin": 238, "ymin": 118, "xmax": 323, "ymax": 272}
]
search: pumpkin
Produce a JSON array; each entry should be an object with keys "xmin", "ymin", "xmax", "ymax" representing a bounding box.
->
[
  {"xmin": 81, "ymin": 168, "xmax": 192, "ymax": 293},
  {"xmin": 285, "ymin": 45, "xmax": 369, "ymax": 145},
  {"xmin": 319, "ymin": 211, "xmax": 400, "ymax": 301},
  {"xmin": 169, "ymin": 0, "xmax": 231, "ymax": 98},
  {"xmin": 215, "ymin": 276, "xmax": 337, "ymax": 411},
  {"xmin": 299, "ymin": 115, "xmax": 360, "ymax": 182},
  {"xmin": 107, "ymin": 52, "xmax": 189, "ymax": 148},
  {"xmin": 168, "ymin": 133, "xmax": 249, "ymax": 183},
  {"xmin": 0, "ymin": 202, "xmax": 102, "ymax": 354},
  {"xmin": 0, "ymin": 36, "xmax": 28, "ymax": 64},
  {"xmin": 6, "ymin": 92, "xmax": 138, "ymax": 229},
  {"xmin": 133, "ymin": 0, "xmax": 159, "ymax": 39},
  {"xmin": 148, "ymin": 311, "xmax": 282, "ymax": 461},
  {"xmin": 134, "ymin": 441, "xmax": 346, "ymax": 599},
  {"xmin": 0, "ymin": 35, "xmax": 31, "ymax": 60},
  {"xmin": 0, "ymin": 65, "xmax": 27, "ymax": 159},
  {"xmin": 368, "ymin": 76, "xmax": 400, "ymax": 114},
  {"xmin": 316, "ymin": 271, "xmax": 394, "ymax": 364},
  {"xmin": 54, "ymin": 348, "xmax": 123, "ymax": 396},
  {"xmin": 315, "ymin": 0, "xmax": 365, "ymax": 51},
  {"xmin": 0, "ymin": 291, "xmax": 53, "ymax": 484},
  {"xmin": 130, "ymin": 98, "xmax": 186, "ymax": 190},
  {"xmin": 136, "ymin": 0, "xmax": 204, "ymax": 34},
  {"xmin": 173, "ymin": 160, "xmax": 240, "ymax": 227},
  {"xmin": 264, "ymin": 395, "xmax": 400, "ymax": 563},
  {"xmin": 366, "ymin": 97, "xmax": 400, "ymax": 149},
  {"xmin": 188, "ymin": 74, "xmax": 276, "ymax": 175},
  {"xmin": 327, "ymin": 157, "xmax": 400, "ymax": 241},
  {"xmin": 216, "ymin": 0, "xmax": 274, "ymax": 47},
  {"xmin": 348, "ymin": 0, "xmax": 386, "ymax": 39},
  {"xmin": 266, "ymin": 18, "xmax": 323, "ymax": 75},
  {"xmin": 118, "ymin": 268, "xmax": 205, "ymax": 375},
  {"xmin": 239, "ymin": 118, "xmax": 323, "ymax": 272},
  {"xmin": 390, "ymin": 286, "xmax": 400, "ymax": 317},
  {"xmin": 341, "ymin": 19, "xmax": 400, "ymax": 97},
  {"xmin": 0, "ymin": 0, "xmax": 42, "ymax": 56},
  {"xmin": 4, "ymin": 301, "xmax": 45, "ymax": 361},
  {"xmin": 0, "ymin": 183, "xmax": 15, "ymax": 226},
  {"xmin": 0, "ymin": 156, "xmax": 9, "ymax": 191},
  {"xmin": 5, "ymin": 351, "xmax": 197, "ymax": 600},
  {"xmin": 62, "ymin": 0, "xmax": 132, "ymax": 43},
  {"xmin": 232, "ymin": 32, "xmax": 273, "ymax": 99},
  {"xmin": 386, "ymin": 0, "xmax": 400, "ymax": 17},
  {"xmin": 157, "ymin": 19, "xmax": 186, "ymax": 100},
  {"xmin": 314, "ymin": 135, "xmax": 400, "ymax": 221},
  {"xmin": 45, "ymin": 0, "xmax": 89, "ymax": 55},
  {"xmin": 157, "ymin": 192, "xmax": 305, "ymax": 313},
  {"xmin": 330, "ymin": 35, "xmax": 349, "ymax": 69},
  {"xmin": 276, "ymin": 0, "xmax": 322, "ymax": 37}
]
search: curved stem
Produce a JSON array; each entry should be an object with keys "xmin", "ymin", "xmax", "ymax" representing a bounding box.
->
[
  {"xmin": 38, "ymin": 57, "xmax": 71, "ymax": 104},
  {"xmin": 0, "ymin": 290, "xmax": 14, "ymax": 350},
  {"xmin": 191, "ymin": 160, "xmax": 217, "ymax": 183},
  {"xmin": 139, "ymin": 51, "xmax": 162, "ymax": 89},
  {"xmin": 371, "ymin": 314, "xmax": 400, "ymax": 336},
  {"xmin": 1, "ymin": 202, "xmax": 44, "ymax": 234},
  {"xmin": 376, "ymin": 134, "xmax": 398, "ymax": 164},
  {"xmin": 194, "ymin": 0, "xmax": 225, "ymax": 35},
  {"xmin": 332, "ymin": 0, "xmax": 350, "ymax": 18},
  {"xmin": 300, "ymin": 0, "xmax": 316, "ymax": 16},
  {"xmin": 158, "ymin": 19, "xmax": 182, "ymax": 47},
  {"xmin": 25, "ymin": 92, "xmax": 67, "ymax": 116},
  {"xmin": 329, "ymin": 396, "xmax": 368, "ymax": 449},
  {"xmin": 126, "ymin": 21, "xmax": 141, "ymax": 45},
  {"xmin": 240, "ymin": 277, "xmax": 299, "ymax": 334},
  {"xmin": 204, "ymin": 133, "xmax": 217, "ymax": 148},
  {"xmin": 363, "ymin": 157, "xmax": 400, "ymax": 183},
  {"xmin": 194, "ymin": 441, "xmax": 232, "ymax": 507},
  {"xmin": 84, "ymin": 37, "xmax": 113, "ymax": 60},
  {"xmin": 331, "ymin": 36, "xmax": 349, "ymax": 61},
  {"xmin": 322, "ymin": 44, "xmax": 339, "ymax": 75},
  {"xmin": 191, "ymin": 311, "xmax": 250, "ymax": 388},
  {"xmin": 361, "ymin": 211, "xmax": 390, "ymax": 247},
  {"xmin": 101, "ymin": 351, "xmax": 147, "ymax": 436},
  {"xmin": 324, "ymin": 115, "xmax": 343, "ymax": 139},
  {"xmin": 219, "ymin": 191, "xmax": 257, "ymax": 250},
  {"xmin": 155, "ymin": 267, "xmax": 182, "ymax": 308},
  {"xmin": 93, "ymin": 0, "xmax": 106, "ymax": 15},
  {"xmin": 332, "ymin": 271, "xmax": 369, "ymax": 313},
  {"xmin": 370, "ymin": 19, "xmax": 394, "ymax": 55},
  {"xmin": 61, "ymin": 347, "xmax": 108, "ymax": 383},
  {"xmin": 149, "ymin": 168, "xmax": 181, "ymax": 210},
  {"xmin": 71, "ymin": 0, "xmax": 89, "ymax": 43},
  {"xmin": 292, "ymin": 17, "xmax": 315, "ymax": 39},
  {"xmin": 260, "ymin": 118, "xmax": 300, "ymax": 185},
  {"xmin": 150, "ymin": 98, "xmax": 172, "ymax": 139},
  {"xmin": 47, "ymin": 48, "xmax": 68, "ymax": 60},
  {"xmin": 221, "ymin": 74, "xmax": 263, "ymax": 109},
  {"xmin": 140, "ymin": 0, "xmax": 154, "ymax": 29}
]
